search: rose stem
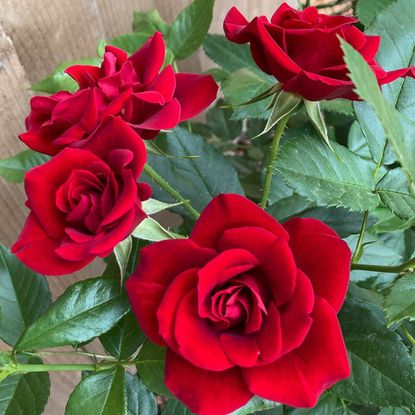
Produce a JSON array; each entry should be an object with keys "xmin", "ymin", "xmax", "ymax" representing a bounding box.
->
[
  {"xmin": 260, "ymin": 114, "xmax": 290, "ymax": 209},
  {"xmin": 351, "ymin": 211, "xmax": 369, "ymax": 263},
  {"xmin": 351, "ymin": 257, "xmax": 415, "ymax": 274},
  {"xmin": 144, "ymin": 164, "xmax": 200, "ymax": 220}
]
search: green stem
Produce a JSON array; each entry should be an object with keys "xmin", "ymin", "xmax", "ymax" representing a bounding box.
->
[
  {"xmin": 23, "ymin": 350, "xmax": 115, "ymax": 361},
  {"xmin": 401, "ymin": 325, "xmax": 415, "ymax": 346},
  {"xmin": 13, "ymin": 362, "xmax": 117, "ymax": 373},
  {"xmin": 352, "ymin": 211, "xmax": 368, "ymax": 263},
  {"xmin": 351, "ymin": 257, "xmax": 415, "ymax": 274},
  {"xmin": 260, "ymin": 115, "xmax": 290, "ymax": 209},
  {"xmin": 144, "ymin": 164, "xmax": 200, "ymax": 220}
]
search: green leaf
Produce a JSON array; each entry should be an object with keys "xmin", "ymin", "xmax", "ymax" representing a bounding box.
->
[
  {"xmin": 356, "ymin": 0, "xmax": 397, "ymax": 27},
  {"xmin": 161, "ymin": 400, "xmax": 193, "ymax": 415},
  {"xmin": 167, "ymin": 0, "xmax": 214, "ymax": 60},
  {"xmin": 0, "ymin": 151, "xmax": 50, "ymax": 183},
  {"xmin": 144, "ymin": 127, "xmax": 244, "ymax": 213},
  {"xmin": 320, "ymin": 99, "xmax": 353, "ymax": 116},
  {"xmin": 384, "ymin": 273, "xmax": 415, "ymax": 324},
  {"xmin": 268, "ymin": 194, "xmax": 314, "ymax": 222},
  {"xmin": 353, "ymin": 0, "xmax": 415, "ymax": 166},
  {"xmin": 125, "ymin": 373, "xmax": 157, "ymax": 415},
  {"xmin": 255, "ymin": 91, "xmax": 301, "ymax": 138},
  {"xmin": 136, "ymin": 340, "xmax": 171, "ymax": 396},
  {"xmin": 114, "ymin": 236, "xmax": 132, "ymax": 278},
  {"xmin": 301, "ymin": 207, "xmax": 377, "ymax": 238},
  {"xmin": 132, "ymin": 10, "xmax": 169, "ymax": 34},
  {"xmin": 133, "ymin": 218, "xmax": 182, "ymax": 242},
  {"xmin": 100, "ymin": 311, "xmax": 145, "ymax": 360},
  {"xmin": 276, "ymin": 135, "xmax": 380, "ymax": 212},
  {"xmin": 108, "ymin": 33, "xmax": 150, "ymax": 54},
  {"xmin": 333, "ymin": 298, "xmax": 415, "ymax": 408},
  {"xmin": 15, "ymin": 277, "xmax": 129, "ymax": 351},
  {"xmin": 230, "ymin": 397, "xmax": 280, "ymax": 414},
  {"xmin": 65, "ymin": 366, "xmax": 126, "ymax": 415},
  {"xmin": 0, "ymin": 359, "xmax": 50, "ymax": 415},
  {"xmin": 0, "ymin": 245, "xmax": 51, "ymax": 346},
  {"xmin": 142, "ymin": 199, "xmax": 182, "ymax": 216},
  {"xmin": 304, "ymin": 100, "xmax": 331, "ymax": 147},
  {"xmin": 376, "ymin": 169, "xmax": 415, "ymax": 221},
  {"xmin": 31, "ymin": 58, "xmax": 101, "ymax": 93},
  {"xmin": 222, "ymin": 68, "xmax": 274, "ymax": 120},
  {"xmin": 290, "ymin": 393, "xmax": 341, "ymax": 415},
  {"xmin": 203, "ymin": 34, "xmax": 260, "ymax": 73}
]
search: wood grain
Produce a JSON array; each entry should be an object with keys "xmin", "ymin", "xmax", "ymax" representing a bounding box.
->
[{"xmin": 0, "ymin": 1, "xmax": 295, "ymax": 413}]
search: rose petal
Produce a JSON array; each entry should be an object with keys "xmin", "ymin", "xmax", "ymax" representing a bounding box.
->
[
  {"xmin": 243, "ymin": 297, "xmax": 350, "ymax": 407},
  {"xmin": 165, "ymin": 350, "xmax": 252, "ymax": 415},
  {"xmin": 284, "ymin": 218, "xmax": 351, "ymax": 312},
  {"xmin": 191, "ymin": 194, "xmax": 288, "ymax": 249}
]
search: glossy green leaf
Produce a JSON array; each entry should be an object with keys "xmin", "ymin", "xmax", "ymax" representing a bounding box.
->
[
  {"xmin": 15, "ymin": 277, "xmax": 129, "ymax": 351},
  {"xmin": 100, "ymin": 311, "xmax": 145, "ymax": 360},
  {"xmin": 203, "ymin": 34, "xmax": 259, "ymax": 74},
  {"xmin": 333, "ymin": 298, "xmax": 415, "ymax": 408},
  {"xmin": 31, "ymin": 58, "xmax": 101, "ymax": 93},
  {"xmin": 353, "ymin": 0, "xmax": 415, "ymax": 165},
  {"xmin": 376, "ymin": 169, "xmax": 415, "ymax": 221},
  {"xmin": 133, "ymin": 218, "xmax": 182, "ymax": 242},
  {"xmin": 222, "ymin": 68, "xmax": 273, "ymax": 120},
  {"xmin": 230, "ymin": 397, "xmax": 280, "ymax": 414},
  {"xmin": 142, "ymin": 199, "xmax": 182, "ymax": 216},
  {"xmin": 0, "ymin": 244, "xmax": 51, "ymax": 346},
  {"xmin": 167, "ymin": 0, "xmax": 214, "ymax": 60},
  {"xmin": 136, "ymin": 340, "xmax": 171, "ymax": 396},
  {"xmin": 161, "ymin": 400, "xmax": 193, "ymax": 415},
  {"xmin": 125, "ymin": 373, "xmax": 157, "ymax": 415},
  {"xmin": 108, "ymin": 33, "xmax": 150, "ymax": 54},
  {"xmin": 384, "ymin": 273, "xmax": 415, "ymax": 324},
  {"xmin": 114, "ymin": 236, "xmax": 132, "ymax": 278},
  {"xmin": 132, "ymin": 9, "xmax": 169, "ymax": 34},
  {"xmin": 65, "ymin": 366, "xmax": 126, "ymax": 415},
  {"xmin": 0, "ymin": 359, "xmax": 50, "ymax": 415},
  {"xmin": 356, "ymin": 0, "xmax": 397, "ymax": 26},
  {"xmin": 0, "ymin": 151, "xmax": 50, "ymax": 183},
  {"xmin": 320, "ymin": 99, "xmax": 353, "ymax": 116},
  {"xmin": 277, "ymin": 135, "xmax": 380, "ymax": 212},
  {"xmin": 144, "ymin": 128, "xmax": 244, "ymax": 214}
]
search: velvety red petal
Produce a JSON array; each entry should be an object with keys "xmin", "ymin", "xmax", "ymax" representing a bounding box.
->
[
  {"xmin": 65, "ymin": 64, "xmax": 101, "ymax": 88},
  {"xmin": 220, "ymin": 332, "xmax": 260, "ymax": 367},
  {"xmin": 19, "ymin": 129, "xmax": 60, "ymax": 156},
  {"xmin": 191, "ymin": 194, "xmax": 288, "ymax": 249},
  {"xmin": 280, "ymin": 270, "xmax": 314, "ymax": 354},
  {"xmin": 223, "ymin": 7, "xmax": 250, "ymax": 44},
  {"xmin": 165, "ymin": 350, "xmax": 252, "ymax": 415},
  {"xmin": 126, "ymin": 239, "xmax": 215, "ymax": 344},
  {"xmin": 284, "ymin": 218, "xmax": 351, "ymax": 312},
  {"xmin": 243, "ymin": 297, "xmax": 350, "ymax": 407},
  {"xmin": 11, "ymin": 213, "xmax": 93, "ymax": 275},
  {"xmin": 129, "ymin": 32, "xmax": 165, "ymax": 85},
  {"xmin": 148, "ymin": 65, "xmax": 176, "ymax": 102},
  {"xmin": 25, "ymin": 148, "xmax": 101, "ymax": 239},
  {"xmin": 81, "ymin": 116, "xmax": 146, "ymax": 178},
  {"xmin": 157, "ymin": 268, "xmax": 198, "ymax": 349},
  {"xmin": 174, "ymin": 73, "xmax": 218, "ymax": 121}
]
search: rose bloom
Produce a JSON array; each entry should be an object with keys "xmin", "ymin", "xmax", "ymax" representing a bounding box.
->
[
  {"xmin": 20, "ymin": 32, "xmax": 218, "ymax": 155},
  {"xmin": 224, "ymin": 2, "xmax": 415, "ymax": 101},
  {"xmin": 127, "ymin": 194, "xmax": 351, "ymax": 415},
  {"xmin": 12, "ymin": 117, "xmax": 151, "ymax": 275}
]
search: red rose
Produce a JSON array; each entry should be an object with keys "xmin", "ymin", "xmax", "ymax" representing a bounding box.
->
[
  {"xmin": 224, "ymin": 2, "xmax": 415, "ymax": 101},
  {"xmin": 127, "ymin": 194, "xmax": 351, "ymax": 415},
  {"xmin": 12, "ymin": 117, "xmax": 151, "ymax": 275},
  {"xmin": 66, "ymin": 32, "xmax": 219, "ymax": 139}
]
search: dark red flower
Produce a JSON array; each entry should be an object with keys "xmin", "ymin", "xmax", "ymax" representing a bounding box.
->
[
  {"xmin": 19, "ymin": 33, "xmax": 218, "ymax": 155},
  {"xmin": 66, "ymin": 32, "xmax": 218, "ymax": 139},
  {"xmin": 224, "ymin": 2, "xmax": 415, "ymax": 101},
  {"xmin": 12, "ymin": 117, "xmax": 151, "ymax": 275},
  {"xmin": 127, "ymin": 194, "xmax": 351, "ymax": 415}
]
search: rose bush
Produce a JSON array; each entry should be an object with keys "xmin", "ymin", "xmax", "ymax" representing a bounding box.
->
[
  {"xmin": 20, "ymin": 32, "xmax": 218, "ymax": 155},
  {"xmin": 224, "ymin": 2, "xmax": 415, "ymax": 100},
  {"xmin": 127, "ymin": 194, "xmax": 351, "ymax": 415},
  {"xmin": 12, "ymin": 116, "xmax": 151, "ymax": 275}
]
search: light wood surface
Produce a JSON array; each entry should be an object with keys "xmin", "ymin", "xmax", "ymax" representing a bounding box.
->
[{"xmin": 0, "ymin": 1, "xmax": 295, "ymax": 413}]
